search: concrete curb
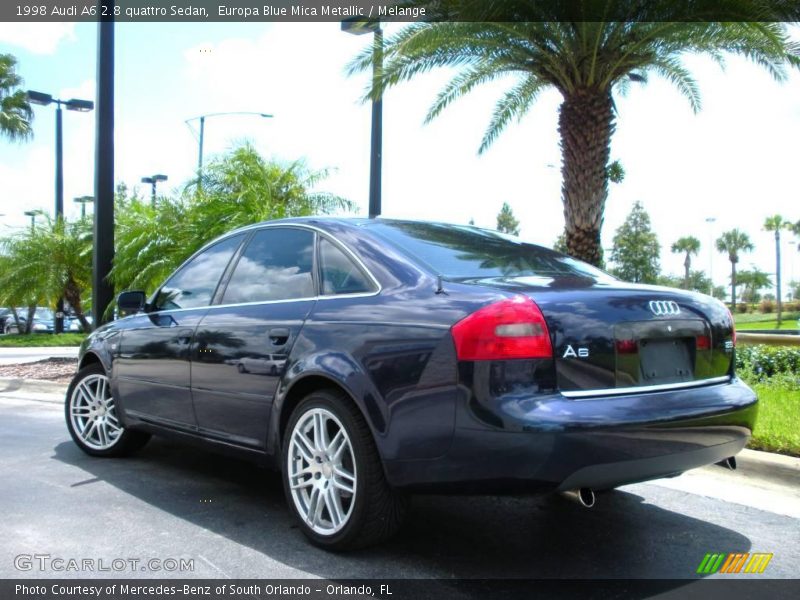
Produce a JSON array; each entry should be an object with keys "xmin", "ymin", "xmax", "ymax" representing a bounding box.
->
[{"xmin": 0, "ymin": 377, "xmax": 68, "ymax": 395}]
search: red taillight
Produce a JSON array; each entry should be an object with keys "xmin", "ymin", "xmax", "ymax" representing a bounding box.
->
[
  {"xmin": 616, "ymin": 339, "xmax": 638, "ymax": 354},
  {"xmin": 451, "ymin": 296, "xmax": 552, "ymax": 360},
  {"xmin": 696, "ymin": 335, "xmax": 711, "ymax": 350}
]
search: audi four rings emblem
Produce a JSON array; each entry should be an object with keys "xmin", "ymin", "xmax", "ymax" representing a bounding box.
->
[{"xmin": 649, "ymin": 300, "xmax": 681, "ymax": 316}]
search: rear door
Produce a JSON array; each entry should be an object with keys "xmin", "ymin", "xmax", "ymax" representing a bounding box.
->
[
  {"xmin": 114, "ymin": 233, "xmax": 246, "ymax": 427},
  {"xmin": 190, "ymin": 226, "xmax": 317, "ymax": 448}
]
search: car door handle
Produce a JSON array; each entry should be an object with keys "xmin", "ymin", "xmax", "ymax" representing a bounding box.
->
[{"xmin": 269, "ymin": 328, "xmax": 290, "ymax": 345}]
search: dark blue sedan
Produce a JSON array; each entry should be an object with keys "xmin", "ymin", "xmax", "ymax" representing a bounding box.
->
[{"xmin": 66, "ymin": 218, "xmax": 757, "ymax": 549}]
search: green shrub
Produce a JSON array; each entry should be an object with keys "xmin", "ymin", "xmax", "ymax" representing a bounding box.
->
[
  {"xmin": 737, "ymin": 303, "xmax": 749, "ymax": 313},
  {"xmin": 736, "ymin": 345, "xmax": 800, "ymax": 384},
  {"xmin": 759, "ymin": 299, "xmax": 774, "ymax": 314}
]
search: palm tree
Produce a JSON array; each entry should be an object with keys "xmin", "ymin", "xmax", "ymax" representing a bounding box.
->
[
  {"xmin": 763, "ymin": 215, "xmax": 791, "ymax": 327},
  {"xmin": 0, "ymin": 53, "xmax": 33, "ymax": 141},
  {"xmin": 671, "ymin": 236, "xmax": 701, "ymax": 290},
  {"xmin": 347, "ymin": 4, "xmax": 800, "ymax": 266},
  {"xmin": 0, "ymin": 217, "xmax": 94, "ymax": 332},
  {"xmin": 716, "ymin": 229, "xmax": 754, "ymax": 312},
  {"xmin": 736, "ymin": 268, "xmax": 772, "ymax": 305}
]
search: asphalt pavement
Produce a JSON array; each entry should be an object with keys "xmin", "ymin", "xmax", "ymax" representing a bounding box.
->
[{"xmin": 1, "ymin": 380, "xmax": 798, "ymax": 586}]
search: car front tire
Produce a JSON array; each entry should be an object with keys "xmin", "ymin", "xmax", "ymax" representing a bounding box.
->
[
  {"xmin": 282, "ymin": 389, "xmax": 408, "ymax": 550},
  {"xmin": 65, "ymin": 363, "xmax": 150, "ymax": 457}
]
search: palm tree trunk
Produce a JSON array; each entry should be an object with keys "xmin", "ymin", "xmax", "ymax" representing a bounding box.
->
[
  {"xmin": 730, "ymin": 261, "xmax": 737, "ymax": 312},
  {"xmin": 775, "ymin": 230, "xmax": 782, "ymax": 327},
  {"xmin": 684, "ymin": 254, "xmax": 691, "ymax": 289},
  {"xmin": 64, "ymin": 278, "xmax": 93, "ymax": 333},
  {"xmin": 559, "ymin": 89, "xmax": 614, "ymax": 266}
]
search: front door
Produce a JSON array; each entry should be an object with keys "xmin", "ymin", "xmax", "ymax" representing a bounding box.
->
[{"xmin": 114, "ymin": 233, "xmax": 246, "ymax": 428}]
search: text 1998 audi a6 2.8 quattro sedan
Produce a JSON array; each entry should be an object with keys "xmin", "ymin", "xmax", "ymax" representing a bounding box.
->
[{"xmin": 65, "ymin": 218, "xmax": 756, "ymax": 549}]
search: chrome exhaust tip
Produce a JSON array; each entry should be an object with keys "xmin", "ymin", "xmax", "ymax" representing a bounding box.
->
[
  {"xmin": 560, "ymin": 487, "xmax": 596, "ymax": 508},
  {"xmin": 716, "ymin": 457, "xmax": 737, "ymax": 470}
]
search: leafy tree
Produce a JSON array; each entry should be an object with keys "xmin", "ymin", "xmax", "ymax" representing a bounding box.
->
[
  {"xmin": 0, "ymin": 53, "xmax": 33, "ymax": 141},
  {"xmin": 763, "ymin": 215, "xmax": 792, "ymax": 326},
  {"xmin": 712, "ymin": 285, "xmax": 728, "ymax": 301},
  {"xmin": 671, "ymin": 236, "xmax": 701, "ymax": 289},
  {"xmin": 552, "ymin": 232, "xmax": 568, "ymax": 254},
  {"xmin": 496, "ymin": 202, "xmax": 520, "ymax": 235},
  {"xmin": 610, "ymin": 201, "xmax": 660, "ymax": 284},
  {"xmin": 347, "ymin": 4, "xmax": 800, "ymax": 266},
  {"xmin": 737, "ymin": 268, "xmax": 772, "ymax": 305},
  {"xmin": 658, "ymin": 269, "xmax": 711, "ymax": 295},
  {"xmin": 716, "ymin": 229, "xmax": 754, "ymax": 311},
  {"xmin": 0, "ymin": 217, "xmax": 93, "ymax": 331},
  {"xmin": 112, "ymin": 143, "xmax": 354, "ymax": 295}
]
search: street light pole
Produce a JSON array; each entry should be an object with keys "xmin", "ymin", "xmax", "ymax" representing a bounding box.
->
[
  {"xmin": 342, "ymin": 18, "xmax": 383, "ymax": 218},
  {"xmin": 140, "ymin": 174, "xmax": 168, "ymax": 206},
  {"xmin": 23, "ymin": 210, "xmax": 42, "ymax": 232},
  {"xmin": 186, "ymin": 112, "xmax": 272, "ymax": 176},
  {"xmin": 706, "ymin": 217, "xmax": 717, "ymax": 296},
  {"xmin": 27, "ymin": 91, "xmax": 93, "ymax": 334},
  {"xmin": 74, "ymin": 196, "xmax": 93, "ymax": 218}
]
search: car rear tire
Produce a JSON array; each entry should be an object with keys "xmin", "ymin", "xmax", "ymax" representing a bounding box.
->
[
  {"xmin": 282, "ymin": 389, "xmax": 408, "ymax": 550},
  {"xmin": 65, "ymin": 363, "xmax": 150, "ymax": 457}
]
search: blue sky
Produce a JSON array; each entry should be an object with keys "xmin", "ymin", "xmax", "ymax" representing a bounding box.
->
[{"xmin": 1, "ymin": 22, "xmax": 799, "ymax": 295}]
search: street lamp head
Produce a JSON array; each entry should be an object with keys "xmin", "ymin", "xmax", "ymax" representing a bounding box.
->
[
  {"xmin": 152, "ymin": 174, "xmax": 168, "ymax": 183},
  {"xmin": 23, "ymin": 209, "xmax": 44, "ymax": 217},
  {"xmin": 74, "ymin": 195, "xmax": 94, "ymax": 203},
  {"xmin": 141, "ymin": 177, "xmax": 154, "ymax": 184},
  {"xmin": 65, "ymin": 99, "xmax": 94, "ymax": 112},
  {"xmin": 26, "ymin": 90, "xmax": 53, "ymax": 106},
  {"xmin": 341, "ymin": 17, "xmax": 381, "ymax": 35},
  {"xmin": 259, "ymin": 113, "xmax": 273, "ymax": 118}
]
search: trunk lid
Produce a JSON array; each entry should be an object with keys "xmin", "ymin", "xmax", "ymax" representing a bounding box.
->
[{"xmin": 464, "ymin": 276, "xmax": 734, "ymax": 394}]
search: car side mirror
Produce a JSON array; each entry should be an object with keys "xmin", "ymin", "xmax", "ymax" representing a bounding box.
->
[{"xmin": 117, "ymin": 290, "xmax": 147, "ymax": 317}]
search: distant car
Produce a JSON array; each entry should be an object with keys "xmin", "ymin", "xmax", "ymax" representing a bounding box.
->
[
  {"xmin": 66, "ymin": 218, "xmax": 756, "ymax": 550},
  {"xmin": 0, "ymin": 308, "xmax": 14, "ymax": 333},
  {"xmin": 3, "ymin": 307, "xmax": 54, "ymax": 334},
  {"xmin": 236, "ymin": 354, "xmax": 285, "ymax": 375},
  {"xmin": 68, "ymin": 315, "xmax": 94, "ymax": 332}
]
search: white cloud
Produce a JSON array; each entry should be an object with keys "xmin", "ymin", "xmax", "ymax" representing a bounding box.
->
[{"xmin": 0, "ymin": 23, "xmax": 76, "ymax": 55}]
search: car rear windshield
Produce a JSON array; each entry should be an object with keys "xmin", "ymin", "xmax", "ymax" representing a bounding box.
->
[{"xmin": 368, "ymin": 221, "xmax": 614, "ymax": 281}]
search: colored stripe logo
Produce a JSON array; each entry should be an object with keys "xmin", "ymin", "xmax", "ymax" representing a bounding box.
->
[{"xmin": 697, "ymin": 552, "xmax": 773, "ymax": 574}]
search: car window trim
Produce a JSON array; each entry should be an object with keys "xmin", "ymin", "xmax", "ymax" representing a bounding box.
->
[{"xmin": 145, "ymin": 223, "xmax": 382, "ymax": 316}]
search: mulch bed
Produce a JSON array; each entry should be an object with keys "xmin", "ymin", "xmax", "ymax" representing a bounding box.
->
[{"xmin": 0, "ymin": 358, "xmax": 77, "ymax": 384}]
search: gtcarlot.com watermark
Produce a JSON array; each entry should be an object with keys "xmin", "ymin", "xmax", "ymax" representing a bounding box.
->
[{"xmin": 14, "ymin": 554, "xmax": 194, "ymax": 573}]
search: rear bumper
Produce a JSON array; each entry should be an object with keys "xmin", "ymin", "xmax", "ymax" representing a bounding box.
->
[{"xmin": 384, "ymin": 377, "xmax": 757, "ymax": 492}]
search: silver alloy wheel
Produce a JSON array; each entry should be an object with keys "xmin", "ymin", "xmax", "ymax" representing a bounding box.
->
[
  {"xmin": 69, "ymin": 373, "xmax": 123, "ymax": 450},
  {"xmin": 287, "ymin": 407, "xmax": 357, "ymax": 535}
]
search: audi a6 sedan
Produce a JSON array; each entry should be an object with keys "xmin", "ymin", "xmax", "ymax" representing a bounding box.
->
[{"xmin": 65, "ymin": 218, "xmax": 757, "ymax": 549}]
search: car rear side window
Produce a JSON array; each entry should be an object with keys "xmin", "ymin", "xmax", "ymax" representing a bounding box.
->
[
  {"xmin": 369, "ymin": 221, "xmax": 614, "ymax": 281},
  {"xmin": 154, "ymin": 234, "xmax": 245, "ymax": 311},
  {"xmin": 319, "ymin": 237, "xmax": 374, "ymax": 295},
  {"xmin": 222, "ymin": 228, "xmax": 315, "ymax": 304}
]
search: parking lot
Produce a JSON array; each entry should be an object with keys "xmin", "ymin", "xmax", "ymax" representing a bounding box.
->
[{"xmin": 1, "ymin": 383, "xmax": 799, "ymax": 585}]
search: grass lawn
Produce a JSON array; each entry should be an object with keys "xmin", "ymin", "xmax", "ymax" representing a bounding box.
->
[
  {"xmin": 748, "ymin": 381, "xmax": 800, "ymax": 457},
  {"xmin": 734, "ymin": 311, "xmax": 799, "ymax": 330},
  {"xmin": 0, "ymin": 333, "xmax": 86, "ymax": 347}
]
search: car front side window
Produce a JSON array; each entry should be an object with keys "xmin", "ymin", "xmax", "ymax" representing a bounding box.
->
[
  {"xmin": 154, "ymin": 234, "xmax": 245, "ymax": 311},
  {"xmin": 221, "ymin": 228, "xmax": 315, "ymax": 304}
]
